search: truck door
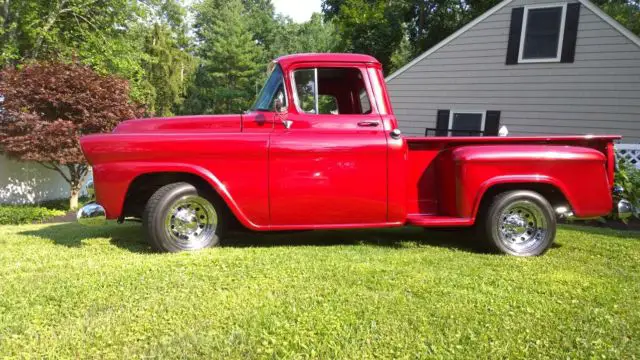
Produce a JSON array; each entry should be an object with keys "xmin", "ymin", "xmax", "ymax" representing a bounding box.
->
[{"xmin": 269, "ymin": 65, "xmax": 389, "ymax": 227}]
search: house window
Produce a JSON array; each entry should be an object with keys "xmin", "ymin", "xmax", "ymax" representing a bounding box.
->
[
  {"xmin": 449, "ymin": 111, "xmax": 486, "ymax": 136},
  {"xmin": 518, "ymin": 4, "xmax": 567, "ymax": 63}
]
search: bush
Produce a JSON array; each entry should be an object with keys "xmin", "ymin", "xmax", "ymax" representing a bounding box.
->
[
  {"xmin": 0, "ymin": 206, "xmax": 66, "ymax": 225},
  {"xmin": 37, "ymin": 196, "xmax": 91, "ymax": 211},
  {"xmin": 613, "ymin": 159, "xmax": 640, "ymax": 219}
]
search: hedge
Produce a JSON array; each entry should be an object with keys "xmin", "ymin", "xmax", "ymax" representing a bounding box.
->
[{"xmin": 0, "ymin": 206, "xmax": 66, "ymax": 225}]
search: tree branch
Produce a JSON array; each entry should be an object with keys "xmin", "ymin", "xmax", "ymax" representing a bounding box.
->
[
  {"xmin": 32, "ymin": 0, "xmax": 68, "ymax": 58},
  {"xmin": 72, "ymin": 12, "xmax": 102, "ymax": 34},
  {"xmin": 38, "ymin": 161, "xmax": 71, "ymax": 184}
]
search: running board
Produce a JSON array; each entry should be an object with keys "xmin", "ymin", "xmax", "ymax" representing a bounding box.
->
[{"xmin": 406, "ymin": 214, "xmax": 474, "ymax": 227}]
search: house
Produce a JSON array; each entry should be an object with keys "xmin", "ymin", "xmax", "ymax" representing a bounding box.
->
[
  {"xmin": 0, "ymin": 154, "xmax": 92, "ymax": 204},
  {"xmin": 0, "ymin": 155, "xmax": 89, "ymax": 204},
  {"xmin": 386, "ymin": 0, "xmax": 640, "ymax": 143}
]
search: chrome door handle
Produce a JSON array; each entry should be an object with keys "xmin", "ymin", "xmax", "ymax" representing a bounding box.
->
[{"xmin": 357, "ymin": 121, "xmax": 379, "ymax": 127}]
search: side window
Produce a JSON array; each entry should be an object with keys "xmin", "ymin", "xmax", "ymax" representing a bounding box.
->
[
  {"xmin": 359, "ymin": 89, "xmax": 371, "ymax": 114},
  {"xmin": 252, "ymin": 64, "xmax": 286, "ymax": 111},
  {"xmin": 318, "ymin": 95, "xmax": 338, "ymax": 114},
  {"xmin": 293, "ymin": 67, "xmax": 373, "ymax": 115},
  {"xmin": 293, "ymin": 69, "xmax": 316, "ymax": 114}
]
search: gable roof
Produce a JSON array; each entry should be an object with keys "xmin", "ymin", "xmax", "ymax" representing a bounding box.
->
[{"xmin": 386, "ymin": 0, "xmax": 640, "ymax": 81}]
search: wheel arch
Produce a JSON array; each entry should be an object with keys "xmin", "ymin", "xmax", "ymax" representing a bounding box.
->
[
  {"xmin": 120, "ymin": 169, "xmax": 254, "ymax": 230},
  {"xmin": 472, "ymin": 177, "xmax": 572, "ymax": 222}
]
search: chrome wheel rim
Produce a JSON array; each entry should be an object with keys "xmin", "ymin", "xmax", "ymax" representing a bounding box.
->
[
  {"xmin": 164, "ymin": 195, "xmax": 217, "ymax": 250},
  {"xmin": 497, "ymin": 200, "xmax": 547, "ymax": 253}
]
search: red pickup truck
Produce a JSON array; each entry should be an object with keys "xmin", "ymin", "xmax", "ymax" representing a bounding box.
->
[{"xmin": 78, "ymin": 53, "xmax": 629, "ymax": 256}]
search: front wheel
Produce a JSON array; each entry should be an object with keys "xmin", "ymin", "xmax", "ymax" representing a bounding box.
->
[
  {"xmin": 143, "ymin": 182, "xmax": 225, "ymax": 252},
  {"xmin": 482, "ymin": 190, "xmax": 556, "ymax": 256}
]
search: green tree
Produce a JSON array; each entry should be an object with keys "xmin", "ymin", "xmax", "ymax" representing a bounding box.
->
[
  {"xmin": 184, "ymin": 0, "xmax": 262, "ymax": 114},
  {"xmin": 0, "ymin": 0, "xmax": 153, "ymax": 104},
  {"xmin": 323, "ymin": 0, "xmax": 406, "ymax": 73},
  {"xmin": 389, "ymin": 29, "xmax": 412, "ymax": 73},
  {"xmin": 143, "ymin": 23, "xmax": 192, "ymax": 116},
  {"xmin": 0, "ymin": 0, "xmax": 193, "ymax": 114},
  {"xmin": 594, "ymin": 0, "xmax": 640, "ymax": 35}
]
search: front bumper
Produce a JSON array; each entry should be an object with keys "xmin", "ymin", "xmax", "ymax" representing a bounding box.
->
[
  {"xmin": 77, "ymin": 201, "xmax": 108, "ymax": 226},
  {"xmin": 76, "ymin": 179, "xmax": 109, "ymax": 226}
]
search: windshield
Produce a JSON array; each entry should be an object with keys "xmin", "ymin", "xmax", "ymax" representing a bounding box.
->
[{"xmin": 252, "ymin": 64, "xmax": 285, "ymax": 111}]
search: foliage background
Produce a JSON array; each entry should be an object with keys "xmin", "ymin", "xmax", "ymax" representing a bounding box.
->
[{"xmin": 1, "ymin": 0, "xmax": 637, "ymax": 117}]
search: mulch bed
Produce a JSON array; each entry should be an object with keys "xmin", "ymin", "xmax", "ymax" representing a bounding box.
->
[
  {"xmin": 39, "ymin": 211, "xmax": 77, "ymax": 224},
  {"xmin": 560, "ymin": 218, "xmax": 640, "ymax": 231}
]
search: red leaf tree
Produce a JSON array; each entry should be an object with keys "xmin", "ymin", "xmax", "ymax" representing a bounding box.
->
[{"xmin": 0, "ymin": 62, "xmax": 144, "ymax": 209}]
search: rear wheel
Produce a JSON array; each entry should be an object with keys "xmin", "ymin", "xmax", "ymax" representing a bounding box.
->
[
  {"xmin": 482, "ymin": 190, "xmax": 556, "ymax": 256},
  {"xmin": 143, "ymin": 182, "xmax": 225, "ymax": 252}
]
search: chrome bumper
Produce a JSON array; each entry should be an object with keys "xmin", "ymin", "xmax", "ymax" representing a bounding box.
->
[
  {"xmin": 76, "ymin": 202, "xmax": 108, "ymax": 226},
  {"xmin": 613, "ymin": 185, "xmax": 634, "ymax": 221},
  {"xmin": 615, "ymin": 199, "xmax": 633, "ymax": 221}
]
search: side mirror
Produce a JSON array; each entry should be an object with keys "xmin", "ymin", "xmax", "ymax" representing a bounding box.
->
[
  {"xmin": 273, "ymin": 92, "xmax": 286, "ymax": 114},
  {"xmin": 274, "ymin": 98, "xmax": 286, "ymax": 114},
  {"xmin": 273, "ymin": 92, "xmax": 292, "ymax": 129}
]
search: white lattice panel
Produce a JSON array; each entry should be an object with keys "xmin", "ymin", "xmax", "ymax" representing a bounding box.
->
[{"xmin": 615, "ymin": 144, "xmax": 640, "ymax": 169}]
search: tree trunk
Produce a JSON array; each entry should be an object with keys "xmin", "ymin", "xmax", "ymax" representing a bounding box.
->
[
  {"xmin": 66, "ymin": 163, "xmax": 89, "ymax": 210},
  {"xmin": 38, "ymin": 162, "xmax": 89, "ymax": 210},
  {"xmin": 69, "ymin": 187, "xmax": 80, "ymax": 210}
]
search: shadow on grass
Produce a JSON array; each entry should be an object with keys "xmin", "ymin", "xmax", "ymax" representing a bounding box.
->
[
  {"xmin": 19, "ymin": 222, "xmax": 487, "ymax": 253},
  {"xmin": 19, "ymin": 222, "xmax": 153, "ymax": 253},
  {"xmin": 224, "ymin": 226, "xmax": 487, "ymax": 253},
  {"xmin": 559, "ymin": 223, "xmax": 640, "ymax": 240}
]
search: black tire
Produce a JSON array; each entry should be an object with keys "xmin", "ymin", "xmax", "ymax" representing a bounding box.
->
[
  {"xmin": 481, "ymin": 190, "xmax": 556, "ymax": 256},
  {"xmin": 143, "ymin": 182, "xmax": 226, "ymax": 252}
]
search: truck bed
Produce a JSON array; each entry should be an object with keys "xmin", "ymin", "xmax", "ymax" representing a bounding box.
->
[{"xmin": 404, "ymin": 135, "xmax": 620, "ymax": 226}]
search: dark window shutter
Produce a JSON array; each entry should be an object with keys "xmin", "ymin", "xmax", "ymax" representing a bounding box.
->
[
  {"xmin": 484, "ymin": 111, "xmax": 501, "ymax": 136},
  {"xmin": 561, "ymin": 3, "xmax": 581, "ymax": 63},
  {"xmin": 506, "ymin": 7, "xmax": 524, "ymax": 65},
  {"xmin": 436, "ymin": 110, "xmax": 450, "ymax": 137}
]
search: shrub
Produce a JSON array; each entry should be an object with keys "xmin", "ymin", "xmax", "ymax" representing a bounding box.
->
[
  {"xmin": 613, "ymin": 159, "xmax": 640, "ymax": 220},
  {"xmin": 37, "ymin": 196, "xmax": 91, "ymax": 211},
  {"xmin": 0, "ymin": 206, "xmax": 66, "ymax": 225}
]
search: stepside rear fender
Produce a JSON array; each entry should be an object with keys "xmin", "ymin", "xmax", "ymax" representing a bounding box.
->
[{"xmin": 437, "ymin": 145, "xmax": 612, "ymax": 220}]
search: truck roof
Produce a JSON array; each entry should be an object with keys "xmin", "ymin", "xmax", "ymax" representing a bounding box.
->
[{"xmin": 275, "ymin": 53, "xmax": 380, "ymax": 68}]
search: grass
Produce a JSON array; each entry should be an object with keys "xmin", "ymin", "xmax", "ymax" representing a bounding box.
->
[{"xmin": 0, "ymin": 223, "xmax": 639, "ymax": 359}]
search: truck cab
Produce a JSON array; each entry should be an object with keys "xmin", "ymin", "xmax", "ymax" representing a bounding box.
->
[
  {"xmin": 78, "ymin": 53, "xmax": 629, "ymax": 256},
  {"xmin": 244, "ymin": 54, "xmax": 403, "ymax": 227}
]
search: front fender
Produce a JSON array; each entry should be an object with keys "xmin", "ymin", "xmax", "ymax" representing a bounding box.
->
[{"xmin": 93, "ymin": 162, "xmax": 265, "ymax": 230}]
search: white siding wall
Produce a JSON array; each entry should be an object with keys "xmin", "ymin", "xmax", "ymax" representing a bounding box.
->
[
  {"xmin": 0, "ymin": 155, "xmax": 75, "ymax": 204},
  {"xmin": 387, "ymin": 0, "xmax": 640, "ymax": 141}
]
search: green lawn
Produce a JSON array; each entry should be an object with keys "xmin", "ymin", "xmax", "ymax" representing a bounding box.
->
[{"xmin": 0, "ymin": 223, "xmax": 639, "ymax": 359}]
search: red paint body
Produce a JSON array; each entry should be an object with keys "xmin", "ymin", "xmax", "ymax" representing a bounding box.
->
[{"xmin": 80, "ymin": 53, "xmax": 620, "ymax": 230}]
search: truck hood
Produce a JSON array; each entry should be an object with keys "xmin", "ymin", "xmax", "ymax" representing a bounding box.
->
[{"xmin": 113, "ymin": 114, "xmax": 242, "ymax": 133}]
